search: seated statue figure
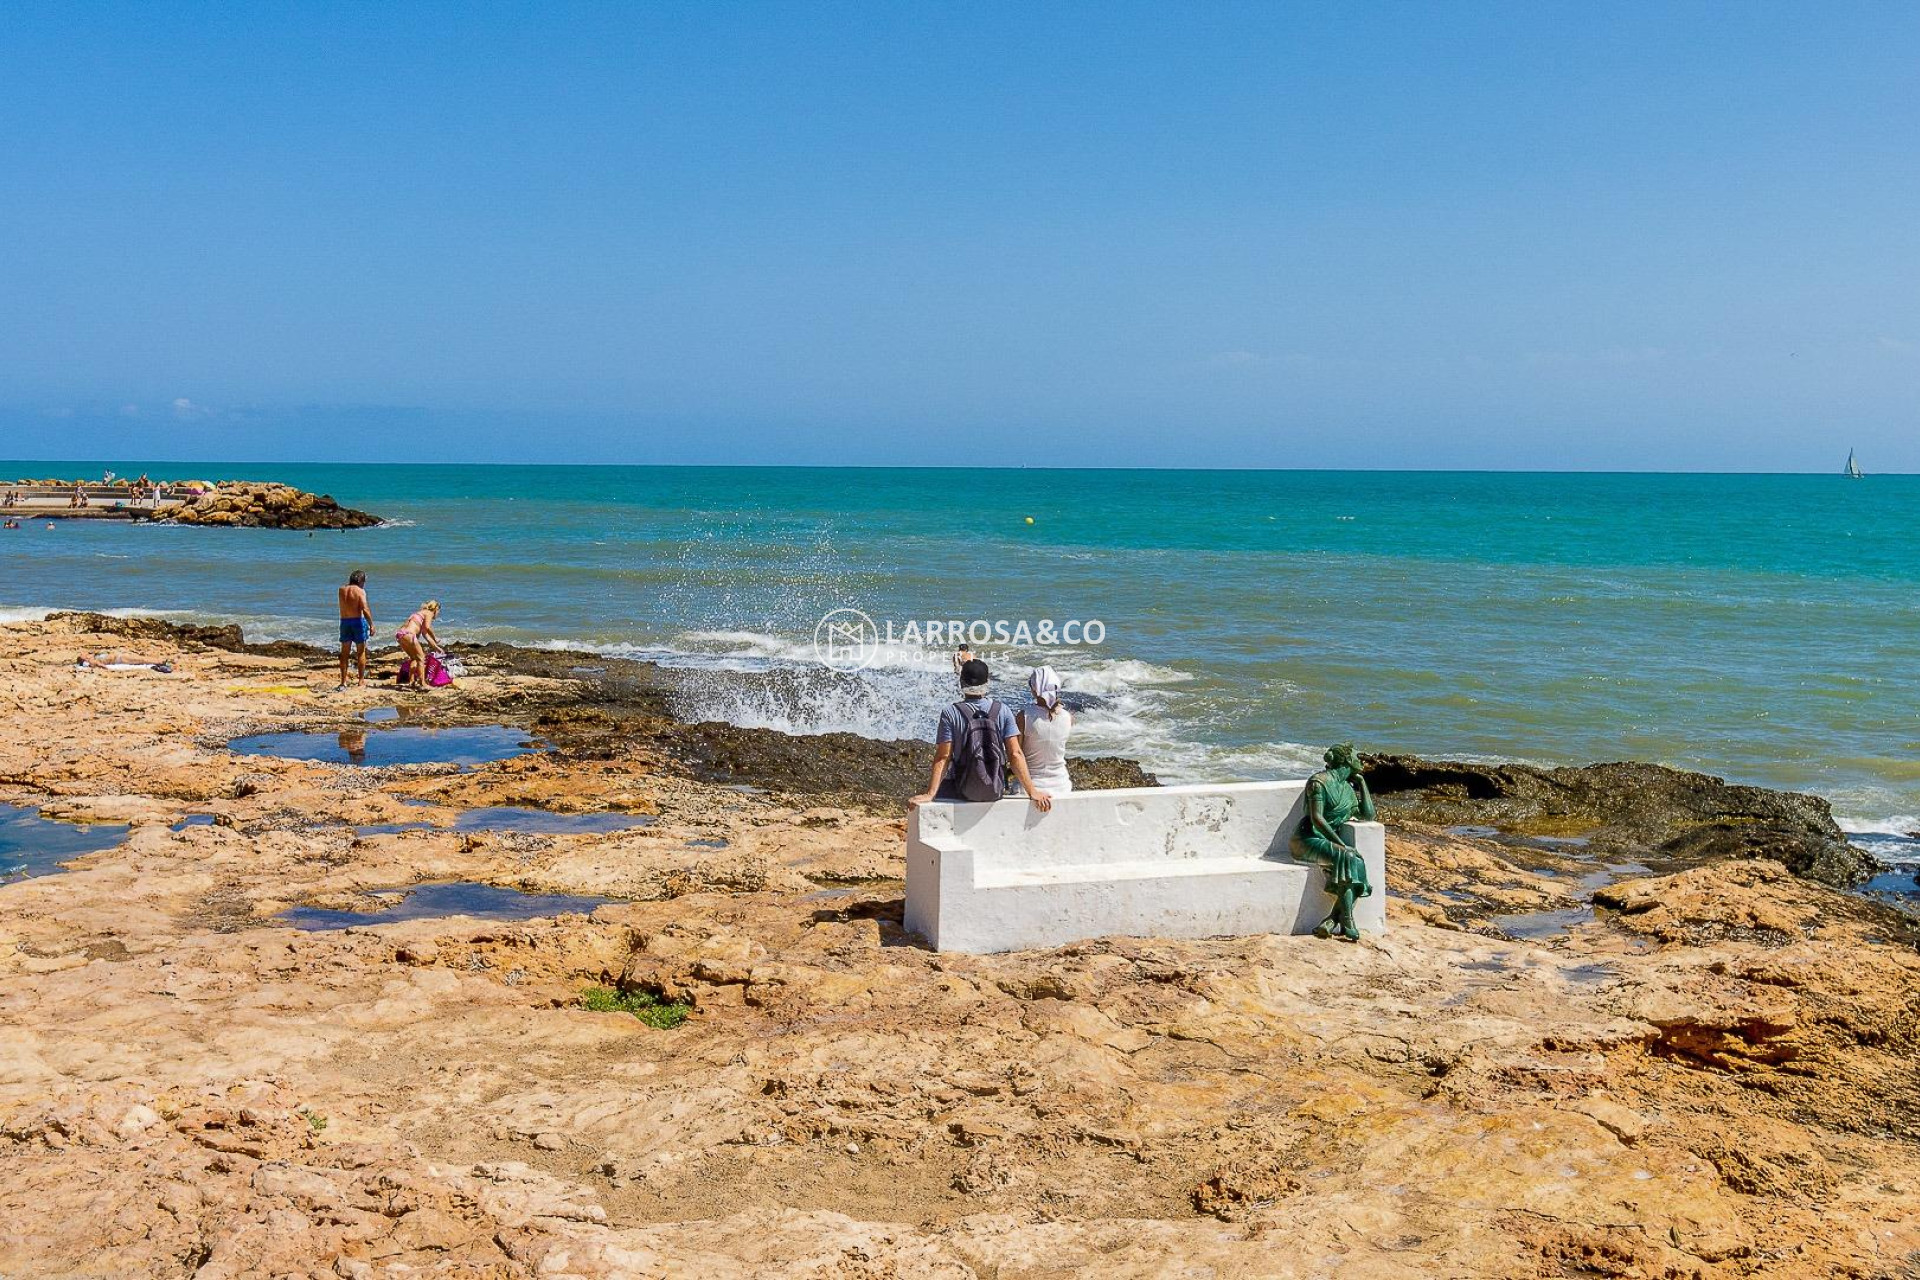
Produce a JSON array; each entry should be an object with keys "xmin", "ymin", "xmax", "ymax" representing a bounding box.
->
[{"xmin": 1292, "ymin": 743, "xmax": 1375, "ymax": 941}]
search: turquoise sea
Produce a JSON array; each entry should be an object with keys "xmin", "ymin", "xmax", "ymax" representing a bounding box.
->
[{"xmin": 5, "ymin": 464, "xmax": 1917, "ymax": 854}]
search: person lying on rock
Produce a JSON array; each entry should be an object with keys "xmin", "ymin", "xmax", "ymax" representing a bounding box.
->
[
  {"xmin": 1293, "ymin": 743, "xmax": 1374, "ymax": 941},
  {"xmin": 75, "ymin": 651, "xmax": 174, "ymax": 673}
]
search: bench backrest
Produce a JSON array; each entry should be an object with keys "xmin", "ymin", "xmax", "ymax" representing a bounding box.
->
[{"xmin": 914, "ymin": 781, "xmax": 1308, "ymax": 871}]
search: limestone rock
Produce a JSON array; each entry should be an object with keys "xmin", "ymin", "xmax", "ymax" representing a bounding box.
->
[
  {"xmin": 161, "ymin": 481, "xmax": 382, "ymax": 531},
  {"xmin": 2, "ymin": 614, "xmax": 1917, "ymax": 1277}
]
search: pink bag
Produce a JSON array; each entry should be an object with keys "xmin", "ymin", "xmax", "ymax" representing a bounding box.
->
[{"xmin": 396, "ymin": 654, "xmax": 455, "ymax": 687}]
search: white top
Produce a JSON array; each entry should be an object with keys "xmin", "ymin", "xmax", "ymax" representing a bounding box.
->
[{"xmin": 1019, "ymin": 706, "xmax": 1073, "ymax": 793}]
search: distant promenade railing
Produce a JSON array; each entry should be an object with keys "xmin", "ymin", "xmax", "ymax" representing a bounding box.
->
[{"xmin": 1, "ymin": 484, "xmax": 189, "ymax": 517}]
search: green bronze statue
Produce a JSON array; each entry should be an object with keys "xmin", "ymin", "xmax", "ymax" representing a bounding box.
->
[{"xmin": 1293, "ymin": 743, "xmax": 1375, "ymax": 941}]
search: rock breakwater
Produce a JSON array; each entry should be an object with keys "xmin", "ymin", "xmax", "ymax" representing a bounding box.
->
[{"xmin": 161, "ymin": 480, "xmax": 382, "ymax": 530}]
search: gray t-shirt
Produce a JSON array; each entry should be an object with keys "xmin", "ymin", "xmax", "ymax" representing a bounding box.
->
[{"xmin": 936, "ymin": 697, "xmax": 1019, "ymax": 748}]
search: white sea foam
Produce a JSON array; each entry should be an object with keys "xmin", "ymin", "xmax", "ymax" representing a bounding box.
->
[
  {"xmin": 1046, "ymin": 657, "xmax": 1194, "ymax": 692},
  {"xmin": 1837, "ymin": 815, "xmax": 1920, "ymax": 838},
  {"xmin": 0, "ymin": 602, "xmax": 339, "ymax": 647},
  {"xmin": 620, "ymin": 626, "xmax": 1293, "ymax": 782},
  {"xmin": 0, "ymin": 604, "xmax": 188, "ymax": 626}
]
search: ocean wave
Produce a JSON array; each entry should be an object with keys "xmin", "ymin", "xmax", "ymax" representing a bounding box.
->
[
  {"xmin": 665, "ymin": 629, "xmax": 1197, "ymax": 687},
  {"xmin": 665, "ymin": 662, "xmax": 952, "ymax": 742},
  {"xmin": 0, "ymin": 604, "xmax": 193, "ymax": 625},
  {"xmin": 1837, "ymin": 814, "xmax": 1920, "ymax": 838},
  {"xmin": 1054, "ymin": 658, "xmax": 1193, "ymax": 693}
]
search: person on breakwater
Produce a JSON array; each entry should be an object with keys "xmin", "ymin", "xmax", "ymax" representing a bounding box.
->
[
  {"xmin": 337, "ymin": 570, "xmax": 374, "ymax": 690},
  {"xmin": 395, "ymin": 601, "xmax": 443, "ymax": 692},
  {"xmin": 1015, "ymin": 665, "xmax": 1074, "ymax": 796},
  {"xmin": 911, "ymin": 658, "xmax": 1053, "ymax": 810}
]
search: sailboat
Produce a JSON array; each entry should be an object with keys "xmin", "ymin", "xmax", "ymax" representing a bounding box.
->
[{"xmin": 1845, "ymin": 449, "xmax": 1864, "ymax": 479}]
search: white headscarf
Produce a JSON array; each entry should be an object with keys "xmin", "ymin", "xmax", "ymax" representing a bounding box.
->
[{"xmin": 1027, "ymin": 666, "xmax": 1063, "ymax": 717}]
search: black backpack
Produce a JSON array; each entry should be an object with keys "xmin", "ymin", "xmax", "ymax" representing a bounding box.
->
[{"xmin": 947, "ymin": 699, "xmax": 1008, "ymax": 802}]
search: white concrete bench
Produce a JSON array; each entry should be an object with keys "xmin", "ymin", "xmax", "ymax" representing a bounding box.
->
[{"xmin": 905, "ymin": 781, "xmax": 1386, "ymax": 953}]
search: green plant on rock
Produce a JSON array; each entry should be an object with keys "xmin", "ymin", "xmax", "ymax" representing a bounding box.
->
[{"xmin": 579, "ymin": 985, "xmax": 691, "ymax": 1030}]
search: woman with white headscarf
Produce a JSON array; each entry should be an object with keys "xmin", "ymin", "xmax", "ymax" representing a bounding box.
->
[{"xmin": 1016, "ymin": 666, "xmax": 1074, "ymax": 795}]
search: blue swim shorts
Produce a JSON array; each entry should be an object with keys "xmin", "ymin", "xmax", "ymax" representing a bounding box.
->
[{"xmin": 339, "ymin": 617, "xmax": 370, "ymax": 644}]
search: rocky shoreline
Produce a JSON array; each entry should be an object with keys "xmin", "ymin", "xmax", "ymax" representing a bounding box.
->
[
  {"xmin": 2, "ymin": 612, "xmax": 1917, "ymax": 1277},
  {"xmin": 69, "ymin": 611, "xmax": 1882, "ymax": 889},
  {"xmin": 6, "ymin": 478, "xmax": 383, "ymax": 528}
]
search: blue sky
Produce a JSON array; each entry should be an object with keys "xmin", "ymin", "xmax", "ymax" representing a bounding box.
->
[{"xmin": 2, "ymin": 3, "xmax": 1916, "ymax": 469}]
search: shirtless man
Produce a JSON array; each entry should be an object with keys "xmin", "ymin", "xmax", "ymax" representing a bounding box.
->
[{"xmin": 337, "ymin": 570, "xmax": 374, "ymax": 689}]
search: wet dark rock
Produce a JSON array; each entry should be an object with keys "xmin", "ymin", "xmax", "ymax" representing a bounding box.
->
[
  {"xmin": 1068, "ymin": 757, "xmax": 1160, "ymax": 790},
  {"xmin": 1364, "ymin": 754, "xmax": 1872, "ymax": 888},
  {"xmin": 48, "ymin": 611, "xmax": 247, "ymax": 652}
]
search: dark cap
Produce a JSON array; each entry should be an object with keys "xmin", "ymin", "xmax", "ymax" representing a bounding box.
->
[{"xmin": 958, "ymin": 658, "xmax": 990, "ymax": 688}]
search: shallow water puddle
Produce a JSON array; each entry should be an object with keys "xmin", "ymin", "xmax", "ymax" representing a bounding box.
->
[
  {"xmin": 1848, "ymin": 832, "xmax": 1920, "ymax": 906},
  {"xmin": 0, "ymin": 805, "xmax": 131, "ymax": 882},
  {"xmin": 170, "ymin": 813, "xmax": 219, "ymax": 831},
  {"xmin": 449, "ymin": 807, "xmax": 655, "ymax": 835},
  {"xmin": 1446, "ymin": 823, "xmax": 1654, "ymax": 940},
  {"xmin": 279, "ymin": 881, "xmax": 612, "ymax": 930},
  {"xmin": 353, "ymin": 821, "xmax": 438, "ymax": 837},
  {"xmin": 1491, "ymin": 906, "xmax": 1598, "ymax": 940},
  {"xmin": 1863, "ymin": 868, "xmax": 1920, "ymax": 893},
  {"xmin": 1452, "ymin": 953, "xmax": 1616, "ymax": 993},
  {"xmin": 229, "ymin": 724, "xmax": 541, "ymax": 769},
  {"xmin": 1578, "ymin": 862, "xmax": 1650, "ymax": 892},
  {"xmin": 1561, "ymin": 962, "xmax": 1619, "ymax": 983}
]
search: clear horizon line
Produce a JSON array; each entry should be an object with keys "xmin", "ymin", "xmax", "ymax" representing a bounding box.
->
[{"xmin": 0, "ymin": 458, "xmax": 1909, "ymax": 477}]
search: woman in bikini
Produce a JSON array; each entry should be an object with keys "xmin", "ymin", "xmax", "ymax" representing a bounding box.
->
[{"xmin": 395, "ymin": 601, "xmax": 443, "ymax": 691}]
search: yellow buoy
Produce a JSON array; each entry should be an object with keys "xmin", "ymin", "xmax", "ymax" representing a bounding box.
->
[{"xmin": 1024, "ymin": 516, "xmax": 1035, "ymax": 525}]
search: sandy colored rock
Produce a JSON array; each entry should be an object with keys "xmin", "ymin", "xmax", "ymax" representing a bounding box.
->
[
  {"xmin": 161, "ymin": 480, "xmax": 383, "ymax": 530},
  {"xmin": 0, "ymin": 616, "xmax": 1917, "ymax": 1277}
]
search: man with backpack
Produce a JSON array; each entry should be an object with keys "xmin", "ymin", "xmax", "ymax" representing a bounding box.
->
[{"xmin": 910, "ymin": 659, "xmax": 1054, "ymax": 811}]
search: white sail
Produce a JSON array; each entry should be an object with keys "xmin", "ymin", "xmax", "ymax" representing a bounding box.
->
[{"xmin": 1846, "ymin": 449, "xmax": 1864, "ymax": 479}]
